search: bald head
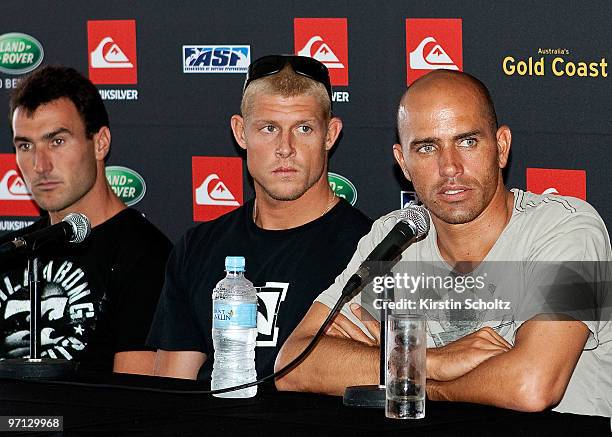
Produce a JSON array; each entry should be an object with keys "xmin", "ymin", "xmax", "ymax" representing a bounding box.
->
[
  {"xmin": 397, "ymin": 70, "xmax": 498, "ymax": 145},
  {"xmin": 392, "ymin": 69, "xmax": 512, "ymax": 226}
]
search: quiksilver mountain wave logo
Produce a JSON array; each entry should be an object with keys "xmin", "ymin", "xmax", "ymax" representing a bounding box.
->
[
  {"xmin": 0, "ymin": 33, "xmax": 44, "ymax": 75},
  {"xmin": 105, "ymin": 166, "xmax": 146, "ymax": 206}
]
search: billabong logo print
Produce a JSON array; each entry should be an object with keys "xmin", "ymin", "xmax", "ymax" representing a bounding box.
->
[{"xmin": 0, "ymin": 260, "xmax": 102, "ymax": 360}]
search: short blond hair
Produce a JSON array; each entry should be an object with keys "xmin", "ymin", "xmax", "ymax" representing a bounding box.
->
[{"xmin": 241, "ymin": 64, "xmax": 331, "ymax": 119}]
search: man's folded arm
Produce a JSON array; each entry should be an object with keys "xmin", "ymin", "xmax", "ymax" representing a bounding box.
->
[
  {"xmin": 275, "ymin": 301, "xmax": 512, "ymax": 395},
  {"xmin": 427, "ymin": 316, "xmax": 590, "ymax": 412}
]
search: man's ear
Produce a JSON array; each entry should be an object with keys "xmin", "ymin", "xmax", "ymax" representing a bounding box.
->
[
  {"xmin": 324, "ymin": 117, "xmax": 343, "ymax": 151},
  {"xmin": 496, "ymin": 125, "xmax": 512, "ymax": 169},
  {"xmin": 93, "ymin": 127, "xmax": 111, "ymax": 161},
  {"xmin": 393, "ymin": 143, "xmax": 411, "ymax": 181},
  {"xmin": 230, "ymin": 115, "xmax": 247, "ymax": 150}
]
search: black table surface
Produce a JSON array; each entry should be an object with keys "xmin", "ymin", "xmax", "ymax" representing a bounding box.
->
[{"xmin": 0, "ymin": 371, "xmax": 609, "ymax": 436}]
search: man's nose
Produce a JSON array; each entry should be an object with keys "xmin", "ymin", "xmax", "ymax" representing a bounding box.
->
[
  {"xmin": 33, "ymin": 147, "xmax": 53, "ymax": 174},
  {"xmin": 438, "ymin": 146, "xmax": 463, "ymax": 179},
  {"xmin": 275, "ymin": 130, "xmax": 297, "ymax": 159}
]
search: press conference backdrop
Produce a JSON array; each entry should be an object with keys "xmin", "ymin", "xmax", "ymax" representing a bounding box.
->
[{"xmin": 0, "ymin": 1, "xmax": 610, "ymax": 242}]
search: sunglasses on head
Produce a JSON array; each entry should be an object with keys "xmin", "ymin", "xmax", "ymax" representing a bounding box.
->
[{"xmin": 243, "ymin": 55, "xmax": 332, "ymax": 101}]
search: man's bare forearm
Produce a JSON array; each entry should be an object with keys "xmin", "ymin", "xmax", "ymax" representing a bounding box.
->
[
  {"xmin": 275, "ymin": 334, "xmax": 379, "ymax": 395},
  {"xmin": 427, "ymin": 349, "xmax": 532, "ymax": 409},
  {"xmin": 428, "ymin": 320, "xmax": 589, "ymax": 412}
]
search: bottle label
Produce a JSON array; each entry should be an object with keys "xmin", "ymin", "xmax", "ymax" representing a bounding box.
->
[{"xmin": 213, "ymin": 302, "xmax": 257, "ymax": 329}]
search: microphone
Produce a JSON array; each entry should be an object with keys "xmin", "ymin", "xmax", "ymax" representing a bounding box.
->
[
  {"xmin": 341, "ymin": 205, "xmax": 430, "ymax": 299},
  {"xmin": 0, "ymin": 213, "xmax": 91, "ymax": 257}
]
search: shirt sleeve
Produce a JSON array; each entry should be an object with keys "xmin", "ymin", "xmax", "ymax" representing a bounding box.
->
[
  {"xmin": 515, "ymin": 210, "xmax": 612, "ymax": 349},
  {"xmin": 146, "ymin": 232, "xmax": 206, "ymax": 352}
]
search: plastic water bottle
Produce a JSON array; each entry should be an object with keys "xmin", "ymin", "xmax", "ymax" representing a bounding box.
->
[{"xmin": 211, "ymin": 256, "xmax": 258, "ymax": 398}]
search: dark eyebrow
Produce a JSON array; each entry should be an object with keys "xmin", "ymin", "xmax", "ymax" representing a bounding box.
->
[
  {"xmin": 13, "ymin": 128, "xmax": 72, "ymax": 144},
  {"xmin": 409, "ymin": 130, "xmax": 484, "ymax": 149},
  {"xmin": 13, "ymin": 135, "xmax": 31, "ymax": 144},
  {"xmin": 453, "ymin": 130, "xmax": 482, "ymax": 141},
  {"xmin": 42, "ymin": 128, "xmax": 72, "ymax": 140},
  {"xmin": 409, "ymin": 137, "xmax": 439, "ymax": 148}
]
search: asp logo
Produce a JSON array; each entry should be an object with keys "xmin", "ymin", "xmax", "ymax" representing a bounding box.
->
[
  {"xmin": 295, "ymin": 18, "xmax": 348, "ymax": 86},
  {"xmin": 0, "ymin": 154, "xmax": 39, "ymax": 217},
  {"xmin": 192, "ymin": 156, "xmax": 243, "ymax": 222},
  {"xmin": 405, "ymin": 18, "xmax": 462, "ymax": 85},
  {"xmin": 87, "ymin": 20, "xmax": 137, "ymax": 84},
  {"xmin": 183, "ymin": 45, "xmax": 250, "ymax": 73},
  {"xmin": 526, "ymin": 168, "xmax": 586, "ymax": 200},
  {"xmin": 401, "ymin": 190, "xmax": 420, "ymax": 208}
]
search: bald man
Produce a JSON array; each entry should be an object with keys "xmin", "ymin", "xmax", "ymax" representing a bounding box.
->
[{"xmin": 275, "ymin": 70, "xmax": 612, "ymax": 417}]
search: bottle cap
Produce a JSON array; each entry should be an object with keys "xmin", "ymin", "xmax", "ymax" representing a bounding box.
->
[{"xmin": 225, "ymin": 256, "xmax": 245, "ymax": 272}]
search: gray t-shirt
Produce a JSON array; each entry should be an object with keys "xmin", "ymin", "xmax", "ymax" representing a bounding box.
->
[{"xmin": 316, "ymin": 189, "xmax": 612, "ymax": 417}]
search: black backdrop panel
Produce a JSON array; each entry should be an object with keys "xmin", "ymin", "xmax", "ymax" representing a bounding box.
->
[{"xmin": 0, "ymin": 1, "xmax": 610, "ymax": 242}]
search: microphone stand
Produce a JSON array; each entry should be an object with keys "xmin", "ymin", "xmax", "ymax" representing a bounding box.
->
[
  {"xmin": 0, "ymin": 253, "xmax": 77, "ymax": 379},
  {"xmin": 342, "ymin": 278, "xmax": 392, "ymax": 408}
]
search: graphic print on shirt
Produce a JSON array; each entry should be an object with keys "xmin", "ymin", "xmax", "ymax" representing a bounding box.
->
[
  {"xmin": 0, "ymin": 259, "xmax": 104, "ymax": 360},
  {"xmin": 255, "ymin": 282, "xmax": 288, "ymax": 347},
  {"xmin": 414, "ymin": 270, "xmax": 512, "ymax": 347}
]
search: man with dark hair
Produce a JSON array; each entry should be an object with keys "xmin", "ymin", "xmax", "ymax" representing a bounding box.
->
[
  {"xmin": 0, "ymin": 65, "xmax": 172, "ymax": 374},
  {"xmin": 276, "ymin": 69, "xmax": 611, "ymax": 417},
  {"xmin": 147, "ymin": 55, "xmax": 372, "ymax": 380},
  {"xmin": 9, "ymin": 65, "xmax": 109, "ymax": 138}
]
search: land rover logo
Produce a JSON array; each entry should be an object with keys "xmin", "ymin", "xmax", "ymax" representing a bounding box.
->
[
  {"xmin": 0, "ymin": 33, "xmax": 44, "ymax": 75},
  {"xmin": 328, "ymin": 172, "xmax": 357, "ymax": 206},
  {"xmin": 105, "ymin": 166, "xmax": 146, "ymax": 206}
]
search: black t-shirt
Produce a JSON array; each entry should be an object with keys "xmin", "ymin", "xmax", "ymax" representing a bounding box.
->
[
  {"xmin": 147, "ymin": 198, "xmax": 372, "ymax": 379},
  {"xmin": 0, "ymin": 208, "xmax": 172, "ymax": 371}
]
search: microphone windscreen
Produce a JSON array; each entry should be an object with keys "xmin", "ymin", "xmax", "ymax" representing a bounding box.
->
[
  {"xmin": 63, "ymin": 213, "xmax": 91, "ymax": 244},
  {"xmin": 397, "ymin": 204, "xmax": 430, "ymax": 238}
]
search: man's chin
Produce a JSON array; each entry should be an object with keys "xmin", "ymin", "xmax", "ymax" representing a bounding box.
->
[
  {"xmin": 262, "ymin": 186, "xmax": 308, "ymax": 202},
  {"xmin": 427, "ymin": 203, "xmax": 481, "ymax": 225},
  {"xmin": 33, "ymin": 199, "xmax": 69, "ymax": 215},
  {"xmin": 267, "ymin": 192, "xmax": 305, "ymax": 202}
]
